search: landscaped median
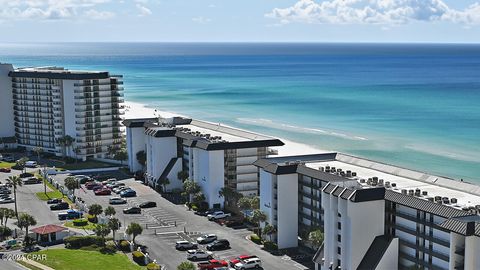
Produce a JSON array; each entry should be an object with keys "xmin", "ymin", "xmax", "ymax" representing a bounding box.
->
[
  {"xmin": 26, "ymin": 249, "xmax": 144, "ymax": 270},
  {"xmin": 35, "ymin": 177, "xmax": 73, "ymax": 205}
]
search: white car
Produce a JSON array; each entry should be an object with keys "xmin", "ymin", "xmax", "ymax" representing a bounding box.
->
[
  {"xmin": 196, "ymin": 234, "xmax": 217, "ymax": 244},
  {"xmin": 186, "ymin": 249, "xmax": 213, "ymax": 260},
  {"xmin": 25, "ymin": 161, "xmax": 37, "ymax": 167},
  {"xmin": 175, "ymin": 240, "xmax": 198, "ymax": 250},
  {"xmin": 114, "ymin": 186, "xmax": 130, "ymax": 194},
  {"xmin": 207, "ymin": 211, "xmax": 231, "ymax": 221},
  {"xmin": 234, "ymin": 258, "xmax": 262, "ymax": 269},
  {"xmin": 109, "ymin": 197, "xmax": 127, "ymax": 205}
]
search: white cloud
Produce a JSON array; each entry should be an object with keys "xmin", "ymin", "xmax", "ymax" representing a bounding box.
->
[
  {"xmin": 0, "ymin": 0, "xmax": 113, "ymax": 21},
  {"xmin": 266, "ymin": 0, "xmax": 480, "ymax": 25},
  {"xmin": 136, "ymin": 4, "xmax": 152, "ymax": 16},
  {"xmin": 192, "ymin": 16, "xmax": 212, "ymax": 24}
]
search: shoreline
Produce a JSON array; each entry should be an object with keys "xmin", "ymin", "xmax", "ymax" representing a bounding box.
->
[{"xmin": 124, "ymin": 101, "xmax": 327, "ymax": 157}]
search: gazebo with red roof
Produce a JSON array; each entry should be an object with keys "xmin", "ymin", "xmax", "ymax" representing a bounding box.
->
[{"xmin": 31, "ymin": 224, "xmax": 69, "ymax": 245}]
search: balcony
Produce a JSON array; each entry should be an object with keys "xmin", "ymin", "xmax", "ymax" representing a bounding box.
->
[{"xmin": 74, "ymin": 81, "xmax": 124, "ymax": 87}]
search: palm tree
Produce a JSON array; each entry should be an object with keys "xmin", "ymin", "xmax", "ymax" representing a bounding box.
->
[
  {"xmin": 55, "ymin": 137, "xmax": 66, "ymax": 157},
  {"xmin": 104, "ymin": 206, "xmax": 116, "ymax": 217},
  {"xmin": 1, "ymin": 208, "xmax": 16, "ymax": 226},
  {"xmin": 16, "ymin": 157, "xmax": 28, "ymax": 174},
  {"xmin": 93, "ymin": 223, "xmax": 111, "ymax": 245},
  {"xmin": 218, "ymin": 187, "xmax": 243, "ymax": 208},
  {"xmin": 0, "ymin": 226, "xmax": 12, "ymax": 241},
  {"xmin": 64, "ymin": 176, "xmax": 79, "ymax": 196},
  {"xmin": 126, "ymin": 222, "xmax": 143, "ymax": 246},
  {"xmin": 177, "ymin": 171, "xmax": 189, "ymax": 182},
  {"xmin": 251, "ymin": 209, "xmax": 267, "ymax": 237},
  {"xmin": 182, "ymin": 180, "xmax": 200, "ymax": 203},
  {"xmin": 308, "ymin": 229, "xmax": 324, "ymax": 249},
  {"xmin": 114, "ymin": 149, "xmax": 128, "ymax": 165},
  {"xmin": 262, "ymin": 223, "xmax": 276, "ymax": 241},
  {"xmin": 192, "ymin": 191, "xmax": 206, "ymax": 205},
  {"xmin": 73, "ymin": 146, "xmax": 81, "ymax": 163},
  {"xmin": 136, "ymin": 150, "xmax": 146, "ymax": 170},
  {"xmin": 64, "ymin": 135, "xmax": 75, "ymax": 157},
  {"xmin": 88, "ymin": 204, "xmax": 103, "ymax": 222},
  {"xmin": 6, "ymin": 176, "xmax": 23, "ymax": 218},
  {"xmin": 108, "ymin": 218, "xmax": 121, "ymax": 242},
  {"xmin": 15, "ymin": 213, "xmax": 37, "ymax": 246},
  {"xmin": 32, "ymin": 147, "xmax": 43, "ymax": 164}
]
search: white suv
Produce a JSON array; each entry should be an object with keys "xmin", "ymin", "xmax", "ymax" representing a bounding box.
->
[
  {"xmin": 186, "ymin": 250, "xmax": 213, "ymax": 260},
  {"xmin": 234, "ymin": 258, "xmax": 262, "ymax": 269}
]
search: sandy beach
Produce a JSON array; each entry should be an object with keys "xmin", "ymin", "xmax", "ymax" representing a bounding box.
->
[{"xmin": 124, "ymin": 101, "xmax": 326, "ymax": 157}]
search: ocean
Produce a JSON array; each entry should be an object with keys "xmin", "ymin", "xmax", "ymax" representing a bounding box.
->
[{"xmin": 1, "ymin": 42, "xmax": 479, "ymax": 182}]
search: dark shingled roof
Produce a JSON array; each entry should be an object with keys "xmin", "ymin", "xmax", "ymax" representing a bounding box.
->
[
  {"xmin": 340, "ymin": 189, "xmax": 354, "ymax": 200},
  {"xmin": 385, "ymin": 190, "xmax": 471, "ymax": 218},
  {"xmin": 357, "ymin": 235, "xmax": 393, "ymax": 270},
  {"xmin": 122, "ymin": 118, "xmax": 157, "ymax": 128},
  {"xmin": 10, "ymin": 70, "xmax": 113, "ymax": 80}
]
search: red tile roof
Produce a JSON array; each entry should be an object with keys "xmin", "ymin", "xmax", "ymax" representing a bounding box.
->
[{"xmin": 31, "ymin": 224, "xmax": 67, "ymax": 235}]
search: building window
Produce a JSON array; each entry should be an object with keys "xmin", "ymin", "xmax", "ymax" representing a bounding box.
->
[
  {"xmin": 337, "ymin": 247, "xmax": 341, "ymax": 254},
  {"xmin": 337, "ymin": 222, "xmax": 341, "ymax": 230},
  {"xmin": 337, "ymin": 235, "xmax": 341, "ymax": 242},
  {"xmin": 337, "ymin": 259, "xmax": 341, "ymax": 266},
  {"xmin": 337, "ymin": 213, "xmax": 341, "ymax": 217}
]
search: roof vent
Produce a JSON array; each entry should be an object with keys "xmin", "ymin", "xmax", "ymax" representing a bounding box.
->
[
  {"xmin": 450, "ymin": 198, "xmax": 458, "ymax": 204},
  {"xmin": 384, "ymin": 181, "xmax": 391, "ymax": 188},
  {"xmin": 346, "ymin": 170, "xmax": 352, "ymax": 177},
  {"xmin": 408, "ymin": 189, "xmax": 414, "ymax": 196},
  {"xmin": 351, "ymin": 172, "xmax": 357, "ymax": 177},
  {"xmin": 359, "ymin": 179, "xmax": 366, "ymax": 183},
  {"xmin": 391, "ymin": 183, "xmax": 396, "ymax": 187},
  {"xmin": 415, "ymin": 189, "xmax": 421, "ymax": 197},
  {"xmin": 318, "ymin": 166, "xmax": 324, "ymax": 172},
  {"xmin": 426, "ymin": 197, "xmax": 434, "ymax": 202},
  {"xmin": 401, "ymin": 189, "xmax": 407, "ymax": 195},
  {"xmin": 442, "ymin": 197, "xmax": 450, "ymax": 204},
  {"xmin": 422, "ymin": 191, "xmax": 428, "ymax": 196}
]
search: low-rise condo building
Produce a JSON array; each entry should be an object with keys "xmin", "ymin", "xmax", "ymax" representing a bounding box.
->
[
  {"xmin": 254, "ymin": 153, "xmax": 480, "ymax": 270},
  {"xmin": 124, "ymin": 117, "xmax": 283, "ymax": 208},
  {"xmin": 0, "ymin": 63, "xmax": 125, "ymax": 159}
]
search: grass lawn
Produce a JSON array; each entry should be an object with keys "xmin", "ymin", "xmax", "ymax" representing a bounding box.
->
[
  {"xmin": 64, "ymin": 220, "xmax": 98, "ymax": 230},
  {"xmin": 58, "ymin": 160, "xmax": 119, "ymax": 171},
  {"xmin": 32, "ymin": 249, "xmax": 144, "ymax": 270},
  {"xmin": 0, "ymin": 161, "xmax": 15, "ymax": 168},
  {"xmin": 35, "ymin": 179, "xmax": 73, "ymax": 204}
]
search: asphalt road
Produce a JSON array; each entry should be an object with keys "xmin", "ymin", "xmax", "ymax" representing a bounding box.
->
[{"xmin": 53, "ymin": 173, "xmax": 313, "ymax": 270}]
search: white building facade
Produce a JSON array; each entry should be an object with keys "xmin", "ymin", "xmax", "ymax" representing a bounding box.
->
[
  {"xmin": 0, "ymin": 64, "xmax": 124, "ymax": 159},
  {"xmin": 124, "ymin": 117, "xmax": 283, "ymax": 209},
  {"xmin": 254, "ymin": 153, "xmax": 480, "ymax": 270}
]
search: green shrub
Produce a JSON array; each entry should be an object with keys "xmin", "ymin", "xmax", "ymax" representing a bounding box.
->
[
  {"xmin": 191, "ymin": 204, "xmax": 198, "ymax": 211},
  {"xmin": 119, "ymin": 240, "xmax": 131, "ymax": 252},
  {"xmin": 250, "ymin": 234, "xmax": 262, "ymax": 244},
  {"xmin": 87, "ymin": 214, "xmax": 98, "ymax": 223},
  {"xmin": 80, "ymin": 244, "xmax": 99, "ymax": 251},
  {"xmin": 132, "ymin": 251, "xmax": 145, "ymax": 265},
  {"xmin": 263, "ymin": 241, "xmax": 278, "ymax": 251},
  {"xmin": 100, "ymin": 243, "xmax": 117, "ymax": 254},
  {"xmin": 146, "ymin": 262, "xmax": 161, "ymax": 270},
  {"xmin": 64, "ymin": 236, "xmax": 105, "ymax": 249},
  {"xmin": 73, "ymin": 218, "xmax": 88, "ymax": 226}
]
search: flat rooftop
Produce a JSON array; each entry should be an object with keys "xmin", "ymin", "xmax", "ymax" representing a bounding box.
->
[
  {"xmin": 10, "ymin": 66, "xmax": 120, "ymax": 80},
  {"xmin": 126, "ymin": 117, "xmax": 284, "ymax": 150},
  {"xmin": 256, "ymin": 152, "xmax": 480, "ymax": 213}
]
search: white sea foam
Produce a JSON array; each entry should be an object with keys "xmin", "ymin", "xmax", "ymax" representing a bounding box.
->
[
  {"xmin": 236, "ymin": 118, "xmax": 368, "ymax": 141},
  {"xmin": 404, "ymin": 144, "xmax": 480, "ymax": 163}
]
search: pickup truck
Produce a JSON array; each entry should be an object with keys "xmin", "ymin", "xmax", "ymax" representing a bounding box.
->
[
  {"xmin": 207, "ymin": 211, "xmax": 231, "ymax": 221},
  {"xmin": 58, "ymin": 209, "xmax": 83, "ymax": 220},
  {"xmin": 197, "ymin": 259, "xmax": 228, "ymax": 269}
]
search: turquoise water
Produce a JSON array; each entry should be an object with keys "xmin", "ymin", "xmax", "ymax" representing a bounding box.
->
[{"xmin": 1, "ymin": 43, "xmax": 479, "ymax": 182}]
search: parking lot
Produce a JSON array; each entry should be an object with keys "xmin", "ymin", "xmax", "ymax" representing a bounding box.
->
[{"xmin": 53, "ymin": 172, "xmax": 314, "ymax": 270}]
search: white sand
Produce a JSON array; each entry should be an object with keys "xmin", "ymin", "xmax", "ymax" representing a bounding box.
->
[{"xmin": 124, "ymin": 101, "xmax": 327, "ymax": 157}]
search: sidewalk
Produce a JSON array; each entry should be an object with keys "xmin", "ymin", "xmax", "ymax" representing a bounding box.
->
[{"xmin": 20, "ymin": 259, "xmax": 55, "ymax": 270}]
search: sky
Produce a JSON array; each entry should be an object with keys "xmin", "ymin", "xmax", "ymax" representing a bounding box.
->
[{"xmin": 0, "ymin": 0, "xmax": 480, "ymax": 43}]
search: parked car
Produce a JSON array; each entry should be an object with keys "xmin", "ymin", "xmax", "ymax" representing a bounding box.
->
[
  {"xmin": 75, "ymin": 175, "xmax": 92, "ymax": 184},
  {"xmin": 25, "ymin": 161, "xmax": 37, "ymax": 168},
  {"xmin": 186, "ymin": 250, "xmax": 213, "ymax": 260},
  {"xmin": 109, "ymin": 197, "xmax": 127, "ymax": 205},
  {"xmin": 197, "ymin": 259, "xmax": 228, "ymax": 269},
  {"xmin": 85, "ymin": 182, "xmax": 102, "ymax": 190},
  {"xmin": 123, "ymin": 207, "xmax": 141, "ymax": 214},
  {"xmin": 0, "ymin": 198, "xmax": 14, "ymax": 204},
  {"xmin": 224, "ymin": 216, "xmax": 245, "ymax": 228},
  {"xmin": 102, "ymin": 178, "xmax": 117, "ymax": 185},
  {"xmin": 120, "ymin": 189, "xmax": 136, "ymax": 198},
  {"xmin": 113, "ymin": 186, "xmax": 130, "ymax": 194},
  {"xmin": 0, "ymin": 168, "xmax": 11, "ymax": 173},
  {"xmin": 0, "ymin": 189, "xmax": 11, "ymax": 194},
  {"xmin": 50, "ymin": 202, "xmax": 69, "ymax": 210},
  {"xmin": 58, "ymin": 209, "xmax": 82, "ymax": 220},
  {"xmin": 207, "ymin": 211, "xmax": 231, "ymax": 221},
  {"xmin": 195, "ymin": 209, "xmax": 221, "ymax": 217},
  {"xmin": 229, "ymin": 255, "xmax": 258, "ymax": 267},
  {"xmin": 94, "ymin": 188, "xmax": 111, "ymax": 196},
  {"xmin": 196, "ymin": 234, "xmax": 217, "ymax": 244},
  {"xmin": 107, "ymin": 182, "xmax": 125, "ymax": 189},
  {"xmin": 234, "ymin": 258, "xmax": 262, "ymax": 269},
  {"xmin": 92, "ymin": 185, "xmax": 105, "ymax": 192},
  {"xmin": 206, "ymin": 239, "xmax": 230, "ymax": 251},
  {"xmin": 47, "ymin": 198, "xmax": 62, "ymax": 204},
  {"xmin": 139, "ymin": 201, "xmax": 156, "ymax": 208},
  {"xmin": 22, "ymin": 177, "xmax": 41, "ymax": 185},
  {"xmin": 175, "ymin": 241, "xmax": 198, "ymax": 251}
]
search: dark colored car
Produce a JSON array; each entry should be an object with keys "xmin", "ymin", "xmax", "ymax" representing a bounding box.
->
[
  {"xmin": 195, "ymin": 209, "xmax": 221, "ymax": 217},
  {"xmin": 123, "ymin": 207, "xmax": 141, "ymax": 214},
  {"xmin": 58, "ymin": 209, "xmax": 83, "ymax": 220},
  {"xmin": 120, "ymin": 189, "xmax": 136, "ymax": 198},
  {"xmin": 139, "ymin": 201, "xmax": 156, "ymax": 208},
  {"xmin": 47, "ymin": 198, "xmax": 62, "ymax": 204},
  {"xmin": 0, "ymin": 168, "xmax": 11, "ymax": 173},
  {"xmin": 206, "ymin": 239, "xmax": 230, "ymax": 251},
  {"xmin": 50, "ymin": 202, "xmax": 69, "ymax": 210}
]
